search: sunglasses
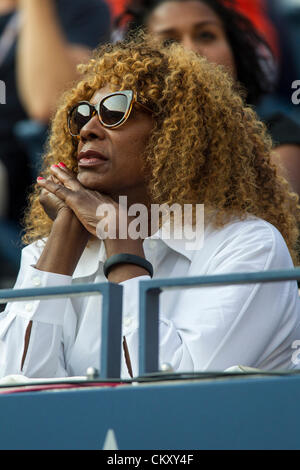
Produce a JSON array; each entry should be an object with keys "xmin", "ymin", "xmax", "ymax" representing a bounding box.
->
[{"xmin": 68, "ymin": 90, "xmax": 152, "ymax": 137}]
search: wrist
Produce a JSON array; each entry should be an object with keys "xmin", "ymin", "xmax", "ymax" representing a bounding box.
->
[
  {"xmin": 104, "ymin": 238, "xmax": 145, "ymax": 259},
  {"xmin": 55, "ymin": 208, "xmax": 83, "ymax": 229},
  {"xmin": 54, "ymin": 213, "xmax": 89, "ymax": 247},
  {"xmin": 104, "ymin": 254, "xmax": 153, "ymax": 279},
  {"xmin": 36, "ymin": 213, "xmax": 89, "ymax": 276},
  {"xmin": 107, "ymin": 264, "xmax": 150, "ymax": 283},
  {"xmin": 103, "ymin": 241, "xmax": 152, "ymax": 283}
]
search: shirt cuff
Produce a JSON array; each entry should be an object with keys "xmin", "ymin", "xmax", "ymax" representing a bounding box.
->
[
  {"xmin": 120, "ymin": 275, "xmax": 151, "ymax": 336},
  {"xmin": 11, "ymin": 266, "xmax": 72, "ymax": 325}
]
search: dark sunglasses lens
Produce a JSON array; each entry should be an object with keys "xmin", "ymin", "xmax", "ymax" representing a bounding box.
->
[
  {"xmin": 100, "ymin": 94, "xmax": 128, "ymax": 126},
  {"xmin": 69, "ymin": 103, "xmax": 92, "ymax": 136}
]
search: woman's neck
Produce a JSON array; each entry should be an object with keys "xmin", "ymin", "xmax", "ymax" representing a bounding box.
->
[{"xmin": 0, "ymin": 0, "xmax": 16, "ymax": 15}]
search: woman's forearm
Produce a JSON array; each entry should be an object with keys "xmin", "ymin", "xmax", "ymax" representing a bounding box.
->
[
  {"xmin": 16, "ymin": 0, "xmax": 90, "ymax": 122},
  {"xmin": 35, "ymin": 210, "xmax": 89, "ymax": 276}
]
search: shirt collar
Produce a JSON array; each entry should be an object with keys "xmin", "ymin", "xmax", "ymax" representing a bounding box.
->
[
  {"xmin": 149, "ymin": 229, "xmax": 194, "ymax": 261},
  {"xmin": 73, "ymin": 238, "xmax": 106, "ymax": 279},
  {"xmin": 73, "ymin": 229, "xmax": 194, "ymax": 279}
]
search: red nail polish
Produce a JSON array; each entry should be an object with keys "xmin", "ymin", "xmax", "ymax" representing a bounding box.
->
[
  {"xmin": 52, "ymin": 164, "xmax": 60, "ymax": 168},
  {"xmin": 37, "ymin": 177, "xmax": 45, "ymax": 181},
  {"xmin": 58, "ymin": 162, "xmax": 66, "ymax": 168}
]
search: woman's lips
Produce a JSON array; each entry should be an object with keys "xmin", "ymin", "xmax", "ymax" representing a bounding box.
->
[
  {"xmin": 78, "ymin": 157, "xmax": 109, "ymax": 167},
  {"xmin": 78, "ymin": 150, "xmax": 109, "ymax": 168}
]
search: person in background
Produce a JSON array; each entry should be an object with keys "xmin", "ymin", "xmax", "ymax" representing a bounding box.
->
[
  {"xmin": 0, "ymin": 0, "xmax": 111, "ymax": 285},
  {"xmin": 112, "ymin": 0, "xmax": 280, "ymax": 51},
  {"xmin": 116, "ymin": 0, "xmax": 300, "ymax": 200}
]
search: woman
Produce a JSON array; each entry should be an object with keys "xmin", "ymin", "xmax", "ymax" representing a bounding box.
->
[
  {"xmin": 0, "ymin": 34, "xmax": 300, "ymax": 379},
  {"xmin": 116, "ymin": 0, "xmax": 300, "ymax": 197}
]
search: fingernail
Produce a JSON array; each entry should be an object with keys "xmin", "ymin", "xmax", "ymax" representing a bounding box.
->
[
  {"xmin": 58, "ymin": 162, "xmax": 66, "ymax": 168},
  {"xmin": 52, "ymin": 164, "xmax": 60, "ymax": 168},
  {"xmin": 37, "ymin": 177, "xmax": 45, "ymax": 181}
]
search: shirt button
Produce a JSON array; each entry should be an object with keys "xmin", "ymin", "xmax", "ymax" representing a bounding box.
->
[
  {"xmin": 25, "ymin": 304, "xmax": 33, "ymax": 312},
  {"xmin": 124, "ymin": 317, "xmax": 132, "ymax": 328},
  {"xmin": 32, "ymin": 276, "xmax": 41, "ymax": 287}
]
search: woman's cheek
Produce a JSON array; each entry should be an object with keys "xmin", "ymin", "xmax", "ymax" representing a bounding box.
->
[{"xmin": 208, "ymin": 42, "xmax": 237, "ymax": 77}]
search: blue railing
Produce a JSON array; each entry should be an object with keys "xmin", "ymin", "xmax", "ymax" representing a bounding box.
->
[
  {"xmin": 138, "ymin": 269, "xmax": 300, "ymax": 375},
  {"xmin": 0, "ymin": 283, "xmax": 123, "ymax": 379},
  {"xmin": 1, "ymin": 268, "xmax": 300, "ymax": 379}
]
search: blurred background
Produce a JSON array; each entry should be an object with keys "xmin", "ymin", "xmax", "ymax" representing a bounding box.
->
[{"xmin": 0, "ymin": 0, "xmax": 299, "ymax": 291}]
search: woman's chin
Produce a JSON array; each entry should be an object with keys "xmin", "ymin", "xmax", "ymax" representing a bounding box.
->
[{"xmin": 77, "ymin": 172, "xmax": 109, "ymax": 191}]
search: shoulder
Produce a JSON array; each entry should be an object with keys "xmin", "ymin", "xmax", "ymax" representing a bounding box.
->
[
  {"xmin": 194, "ymin": 216, "xmax": 294, "ymax": 274},
  {"xmin": 218, "ymin": 216, "xmax": 290, "ymax": 258},
  {"xmin": 214, "ymin": 216, "xmax": 278, "ymax": 242}
]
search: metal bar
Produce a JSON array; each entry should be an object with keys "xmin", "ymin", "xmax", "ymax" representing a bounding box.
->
[
  {"xmin": 100, "ymin": 283, "xmax": 123, "ymax": 379},
  {"xmin": 138, "ymin": 268, "xmax": 300, "ymax": 375},
  {"xmin": 0, "ymin": 283, "xmax": 113, "ymax": 304},
  {"xmin": 139, "ymin": 268, "xmax": 300, "ymax": 291},
  {"xmin": 139, "ymin": 286, "xmax": 161, "ymax": 376},
  {"xmin": 0, "ymin": 282, "xmax": 123, "ymax": 379}
]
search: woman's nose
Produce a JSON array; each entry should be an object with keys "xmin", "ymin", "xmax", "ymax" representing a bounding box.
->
[
  {"xmin": 182, "ymin": 35, "xmax": 202, "ymax": 55},
  {"xmin": 79, "ymin": 114, "xmax": 106, "ymax": 142}
]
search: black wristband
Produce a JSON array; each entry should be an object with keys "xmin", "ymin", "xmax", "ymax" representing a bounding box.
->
[{"xmin": 103, "ymin": 253, "xmax": 154, "ymax": 279}]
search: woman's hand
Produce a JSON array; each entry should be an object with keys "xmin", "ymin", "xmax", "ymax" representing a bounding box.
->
[
  {"xmin": 38, "ymin": 173, "xmax": 71, "ymax": 221},
  {"xmin": 36, "ymin": 166, "xmax": 90, "ymax": 276},
  {"xmin": 37, "ymin": 163, "xmax": 120, "ymax": 238},
  {"xmin": 36, "ymin": 163, "xmax": 149, "ymax": 281}
]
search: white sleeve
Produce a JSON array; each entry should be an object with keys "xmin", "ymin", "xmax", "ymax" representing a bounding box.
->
[
  {"xmin": 120, "ymin": 222, "xmax": 300, "ymax": 375},
  {"xmin": 0, "ymin": 243, "xmax": 75, "ymax": 378}
]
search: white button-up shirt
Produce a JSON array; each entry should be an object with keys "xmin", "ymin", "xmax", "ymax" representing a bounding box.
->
[{"xmin": 1, "ymin": 217, "xmax": 300, "ymax": 379}]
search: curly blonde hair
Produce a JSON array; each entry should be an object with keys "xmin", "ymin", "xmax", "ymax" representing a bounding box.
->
[{"xmin": 23, "ymin": 32, "xmax": 300, "ymax": 262}]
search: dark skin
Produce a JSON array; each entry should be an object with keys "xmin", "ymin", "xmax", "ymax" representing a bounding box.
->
[
  {"xmin": 36, "ymin": 85, "xmax": 154, "ymax": 283},
  {"xmin": 21, "ymin": 86, "xmax": 154, "ymax": 372}
]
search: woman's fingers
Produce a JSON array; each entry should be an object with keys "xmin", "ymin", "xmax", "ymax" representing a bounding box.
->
[
  {"xmin": 37, "ymin": 163, "xmax": 81, "ymax": 199},
  {"xmin": 37, "ymin": 163, "xmax": 122, "ymax": 237},
  {"xmin": 38, "ymin": 174, "xmax": 72, "ymax": 221},
  {"xmin": 49, "ymin": 163, "xmax": 82, "ymax": 191},
  {"xmin": 51, "ymin": 174, "xmax": 60, "ymax": 185},
  {"xmin": 37, "ymin": 176, "xmax": 73, "ymax": 203}
]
